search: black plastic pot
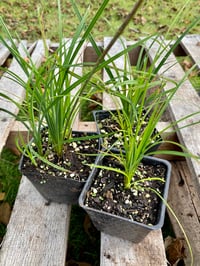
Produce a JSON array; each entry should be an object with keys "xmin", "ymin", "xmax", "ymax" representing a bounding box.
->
[
  {"xmin": 20, "ymin": 164, "xmax": 86, "ymax": 204},
  {"xmin": 93, "ymin": 109, "xmax": 162, "ymax": 152},
  {"xmin": 79, "ymin": 154, "xmax": 171, "ymax": 243},
  {"xmin": 20, "ymin": 131, "xmax": 100, "ymax": 205}
]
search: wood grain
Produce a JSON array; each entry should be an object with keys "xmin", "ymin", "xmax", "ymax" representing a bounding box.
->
[
  {"xmin": 0, "ymin": 41, "xmax": 27, "ymax": 153},
  {"xmin": 0, "ymin": 41, "xmax": 14, "ymax": 66},
  {"xmin": 0, "ymin": 176, "xmax": 71, "ymax": 266},
  {"xmin": 168, "ymin": 161, "xmax": 200, "ymax": 265},
  {"xmin": 0, "ymin": 40, "xmax": 46, "ymax": 153},
  {"xmin": 102, "ymin": 37, "xmax": 125, "ymax": 109},
  {"xmin": 101, "ymin": 230, "xmax": 167, "ymax": 266}
]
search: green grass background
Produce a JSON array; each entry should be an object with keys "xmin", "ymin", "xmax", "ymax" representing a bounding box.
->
[{"xmin": 1, "ymin": 0, "xmax": 200, "ymax": 41}]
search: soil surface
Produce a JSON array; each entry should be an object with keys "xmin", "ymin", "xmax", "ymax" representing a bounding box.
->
[{"xmin": 21, "ymin": 131, "xmax": 99, "ymax": 182}]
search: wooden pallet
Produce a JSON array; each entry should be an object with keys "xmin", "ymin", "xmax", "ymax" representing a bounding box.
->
[{"xmin": 0, "ymin": 35, "xmax": 200, "ymax": 265}]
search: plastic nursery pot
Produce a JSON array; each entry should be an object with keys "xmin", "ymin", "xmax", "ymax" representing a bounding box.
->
[
  {"xmin": 93, "ymin": 109, "xmax": 162, "ymax": 152},
  {"xmin": 79, "ymin": 154, "xmax": 171, "ymax": 243},
  {"xmin": 20, "ymin": 131, "xmax": 100, "ymax": 204}
]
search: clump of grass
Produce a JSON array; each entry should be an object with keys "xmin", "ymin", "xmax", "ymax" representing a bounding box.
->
[
  {"xmin": 176, "ymin": 55, "xmax": 200, "ymax": 94},
  {"xmin": 190, "ymin": 75, "xmax": 200, "ymax": 93},
  {"xmin": 67, "ymin": 205, "xmax": 100, "ymax": 265},
  {"xmin": 0, "ymin": 148, "xmax": 21, "ymax": 205},
  {"xmin": 0, "ymin": 148, "xmax": 21, "ymax": 239}
]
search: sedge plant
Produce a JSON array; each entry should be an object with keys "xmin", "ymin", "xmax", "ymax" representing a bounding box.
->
[
  {"xmin": 88, "ymin": 14, "xmax": 200, "ymax": 189},
  {"xmin": 0, "ymin": 0, "xmax": 111, "ymax": 168}
]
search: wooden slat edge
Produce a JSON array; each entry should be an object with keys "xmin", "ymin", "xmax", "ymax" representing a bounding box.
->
[{"xmin": 0, "ymin": 41, "xmax": 13, "ymax": 66}]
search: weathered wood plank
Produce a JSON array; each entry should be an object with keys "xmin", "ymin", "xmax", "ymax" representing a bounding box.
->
[
  {"xmin": 102, "ymin": 37, "xmax": 126, "ymax": 109},
  {"xmin": 0, "ymin": 176, "xmax": 71, "ymax": 266},
  {"xmin": 0, "ymin": 41, "xmax": 27, "ymax": 113},
  {"xmin": 145, "ymin": 37, "xmax": 200, "ymax": 199},
  {"xmin": 0, "ymin": 41, "xmax": 28, "ymax": 153},
  {"xmin": 7, "ymin": 121, "xmax": 180, "ymax": 158},
  {"xmin": 0, "ymin": 40, "xmax": 47, "ymax": 153},
  {"xmin": 168, "ymin": 161, "xmax": 200, "ymax": 265},
  {"xmin": 101, "ymin": 230, "xmax": 167, "ymax": 266},
  {"xmin": 63, "ymin": 39, "xmax": 86, "ymax": 130},
  {"xmin": 0, "ymin": 41, "xmax": 11, "ymax": 66},
  {"xmin": 145, "ymin": 37, "xmax": 200, "ymax": 265},
  {"xmin": 181, "ymin": 34, "xmax": 200, "ymax": 69},
  {"xmin": 30, "ymin": 39, "xmax": 50, "ymax": 68},
  {"xmin": 77, "ymin": 121, "xmax": 97, "ymax": 132}
]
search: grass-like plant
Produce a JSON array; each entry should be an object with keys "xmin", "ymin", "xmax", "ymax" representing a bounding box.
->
[
  {"xmin": 0, "ymin": 0, "xmax": 111, "ymax": 167},
  {"xmin": 0, "ymin": 0, "xmax": 146, "ymax": 169},
  {"xmin": 88, "ymin": 14, "xmax": 200, "ymax": 189}
]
